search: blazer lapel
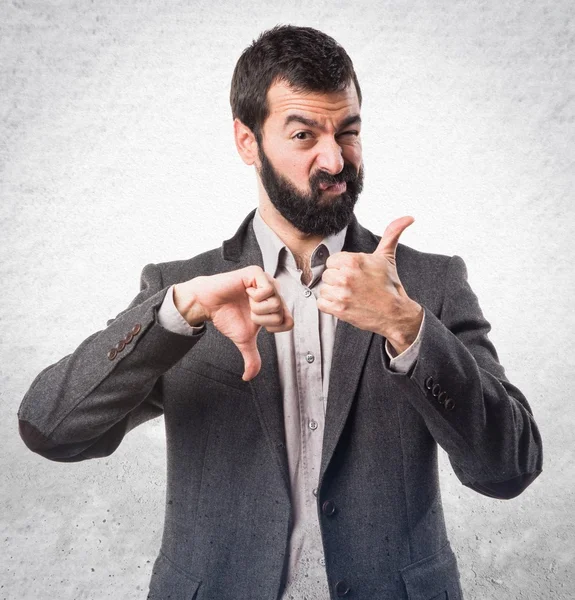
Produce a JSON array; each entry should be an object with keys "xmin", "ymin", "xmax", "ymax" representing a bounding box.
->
[
  {"xmin": 250, "ymin": 329, "xmax": 291, "ymax": 498},
  {"xmin": 319, "ymin": 216, "xmax": 381, "ymax": 482},
  {"xmin": 222, "ymin": 210, "xmax": 291, "ymax": 498}
]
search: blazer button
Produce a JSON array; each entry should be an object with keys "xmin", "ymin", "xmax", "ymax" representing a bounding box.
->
[
  {"xmin": 322, "ymin": 500, "xmax": 336, "ymax": 516},
  {"xmin": 116, "ymin": 340, "xmax": 126, "ymax": 352},
  {"xmin": 107, "ymin": 348, "xmax": 118, "ymax": 360},
  {"xmin": 432, "ymin": 383, "xmax": 441, "ymax": 397},
  {"xmin": 123, "ymin": 332, "xmax": 134, "ymax": 344},
  {"xmin": 335, "ymin": 580, "xmax": 351, "ymax": 597},
  {"xmin": 437, "ymin": 390, "xmax": 447, "ymax": 405},
  {"xmin": 425, "ymin": 376, "xmax": 434, "ymax": 390},
  {"xmin": 131, "ymin": 323, "xmax": 142, "ymax": 335},
  {"xmin": 445, "ymin": 397, "xmax": 456, "ymax": 411}
]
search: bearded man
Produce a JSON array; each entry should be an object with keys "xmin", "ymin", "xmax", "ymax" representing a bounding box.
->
[{"xmin": 18, "ymin": 25, "xmax": 542, "ymax": 600}]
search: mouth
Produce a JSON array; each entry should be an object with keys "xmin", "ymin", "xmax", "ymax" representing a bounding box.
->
[{"xmin": 319, "ymin": 181, "xmax": 347, "ymax": 194}]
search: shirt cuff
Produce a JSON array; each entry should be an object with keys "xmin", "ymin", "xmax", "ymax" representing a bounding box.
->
[
  {"xmin": 157, "ymin": 285, "xmax": 206, "ymax": 336},
  {"xmin": 385, "ymin": 311, "xmax": 425, "ymax": 373}
]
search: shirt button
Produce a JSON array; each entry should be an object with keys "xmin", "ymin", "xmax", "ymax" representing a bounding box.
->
[
  {"xmin": 322, "ymin": 500, "xmax": 336, "ymax": 516},
  {"xmin": 312, "ymin": 488, "xmax": 318, "ymax": 497},
  {"xmin": 319, "ymin": 557, "xmax": 326, "ymax": 566},
  {"xmin": 335, "ymin": 580, "xmax": 351, "ymax": 596},
  {"xmin": 309, "ymin": 419, "xmax": 318, "ymax": 431},
  {"xmin": 305, "ymin": 352, "xmax": 315, "ymax": 363},
  {"xmin": 304, "ymin": 288, "xmax": 312, "ymax": 298}
]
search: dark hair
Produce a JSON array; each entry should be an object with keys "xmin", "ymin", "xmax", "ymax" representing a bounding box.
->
[{"xmin": 230, "ymin": 25, "xmax": 362, "ymax": 143}]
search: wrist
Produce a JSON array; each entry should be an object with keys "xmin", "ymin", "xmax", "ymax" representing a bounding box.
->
[
  {"xmin": 383, "ymin": 300, "xmax": 423, "ymax": 355},
  {"xmin": 173, "ymin": 280, "xmax": 208, "ymax": 326}
]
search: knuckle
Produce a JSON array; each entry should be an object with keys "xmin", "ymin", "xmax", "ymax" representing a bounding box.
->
[
  {"xmin": 341, "ymin": 270, "xmax": 355, "ymax": 287},
  {"xmin": 246, "ymin": 265, "xmax": 263, "ymax": 278},
  {"xmin": 268, "ymin": 296, "xmax": 281, "ymax": 311}
]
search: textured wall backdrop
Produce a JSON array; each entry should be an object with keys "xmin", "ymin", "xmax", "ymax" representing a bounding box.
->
[{"xmin": 1, "ymin": 1, "xmax": 574, "ymax": 599}]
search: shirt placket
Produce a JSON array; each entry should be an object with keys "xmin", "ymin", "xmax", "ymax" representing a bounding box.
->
[
  {"xmin": 294, "ymin": 278, "xmax": 324, "ymax": 509},
  {"xmin": 280, "ymin": 254, "xmax": 330, "ymax": 591}
]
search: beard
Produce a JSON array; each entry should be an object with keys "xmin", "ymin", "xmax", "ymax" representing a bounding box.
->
[{"xmin": 257, "ymin": 145, "xmax": 364, "ymax": 237}]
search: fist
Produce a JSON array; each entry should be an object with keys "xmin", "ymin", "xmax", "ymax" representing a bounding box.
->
[{"xmin": 318, "ymin": 216, "xmax": 423, "ymax": 353}]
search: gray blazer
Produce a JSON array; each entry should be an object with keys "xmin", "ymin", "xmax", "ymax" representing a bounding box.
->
[{"xmin": 18, "ymin": 210, "xmax": 542, "ymax": 600}]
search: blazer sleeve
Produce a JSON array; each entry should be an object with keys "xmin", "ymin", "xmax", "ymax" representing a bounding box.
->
[
  {"xmin": 386, "ymin": 255, "xmax": 543, "ymax": 499},
  {"xmin": 17, "ymin": 263, "xmax": 204, "ymax": 462}
]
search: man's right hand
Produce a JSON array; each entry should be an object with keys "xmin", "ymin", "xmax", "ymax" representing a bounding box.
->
[{"xmin": 173, "ymin": 266, "xmax": 293, "ymax": 381}]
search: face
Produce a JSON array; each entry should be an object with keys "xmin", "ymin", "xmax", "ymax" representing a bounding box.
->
[{"xmin": 255, "ymin": 81, "xmax": 364, "ymax": 236}]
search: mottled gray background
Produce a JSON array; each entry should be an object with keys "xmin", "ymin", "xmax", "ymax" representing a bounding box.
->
[{"xmin": 1, "ymin": 1, "xmax": 574, "ymax": 599}]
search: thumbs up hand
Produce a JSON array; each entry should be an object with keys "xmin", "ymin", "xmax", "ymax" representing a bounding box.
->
[{"xmin": 317, "ymin": 216, "xmax": 423, "ymax": 354}]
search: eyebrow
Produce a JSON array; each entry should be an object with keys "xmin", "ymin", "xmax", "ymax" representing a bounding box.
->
[{"xmin": 283, "ymin": 113, "xmax": 362, "ymax": 131}]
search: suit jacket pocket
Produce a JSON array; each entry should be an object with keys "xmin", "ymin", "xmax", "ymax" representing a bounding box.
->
[
  {"xmin": 400, "ymin": 543, "xmax": 463, "ymax": 600},
  {"xmin": 173, "ymin": 358, "xmax": 248, "ymax": 392},
  {"xmin": 147, "ymin": 550, "xmax": 202, "ymax": 600}
]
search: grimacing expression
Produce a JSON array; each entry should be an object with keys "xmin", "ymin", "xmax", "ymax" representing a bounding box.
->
[
  {"xmin": 250, "ymin": 81, "xmax": 364, "ymax": 236},
  {"xmin": 257, "ymin": 143, "xmax": 364, "ymax": 237}
]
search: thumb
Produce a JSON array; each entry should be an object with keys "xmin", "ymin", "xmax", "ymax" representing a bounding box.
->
[
  {"xmin": 374, "ymin": 216, "xmax": 415, "ymax": 260},
  {"xmin": 235, "ymin": 336, "xmax": 262, "ymax": 381}
]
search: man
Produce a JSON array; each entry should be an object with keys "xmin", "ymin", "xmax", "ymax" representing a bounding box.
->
[{"xmin": 18, "ymin": 25, "xmax": 542, "ymax": 600}]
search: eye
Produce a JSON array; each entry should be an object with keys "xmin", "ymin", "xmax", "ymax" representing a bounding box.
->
[
  {"xmin": 293, "ymin": 131, "xmax": 312, "ymax": 141},
  {"xmin": 339, "ymin": 130, "xmax": 360, "ymax": 138}
]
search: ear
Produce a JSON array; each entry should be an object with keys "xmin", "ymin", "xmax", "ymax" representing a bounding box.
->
[{"xmin": 234, "ymin": 118, "xmax": 259, "ymax": 166}]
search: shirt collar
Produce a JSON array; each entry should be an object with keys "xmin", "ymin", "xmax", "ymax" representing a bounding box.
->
[{"xmin": 252, "ymin": 209, "xmax": 348, "ymax": 277}]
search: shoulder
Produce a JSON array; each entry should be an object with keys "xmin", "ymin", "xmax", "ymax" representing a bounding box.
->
[
  {"xmin": 395, "ymin": 242, "xmax": 454, "ymax": 278},
  {"xmin": 143, "ymin": 210, "xmax": 259, "ymax": 286},
  {"xmin": 147, "ymin": 246, "xmax": 231, "ymax": 288},
  {"xmin": 397, "ymin": 244, "xmax": 466, "ymax": 316}
]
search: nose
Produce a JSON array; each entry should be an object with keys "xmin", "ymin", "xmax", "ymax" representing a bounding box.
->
[{"xmin": 315, "ymin": 138, "xmax": 344, "ymax": 175}]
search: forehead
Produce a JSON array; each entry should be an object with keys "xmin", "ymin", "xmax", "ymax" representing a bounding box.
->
[{"xmin": 265, "ymin": 81, "xmax": 361, "ymax": 126}]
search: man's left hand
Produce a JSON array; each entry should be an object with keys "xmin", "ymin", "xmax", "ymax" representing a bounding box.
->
[{"xmin": 317, "ymin": 216, "xmax": 424, "ymax": 355}]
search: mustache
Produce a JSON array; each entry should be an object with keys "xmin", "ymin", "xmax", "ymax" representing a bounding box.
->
[{"xmin": 311, "ymin": 162, "xmax": 360, "ymax": 188}]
